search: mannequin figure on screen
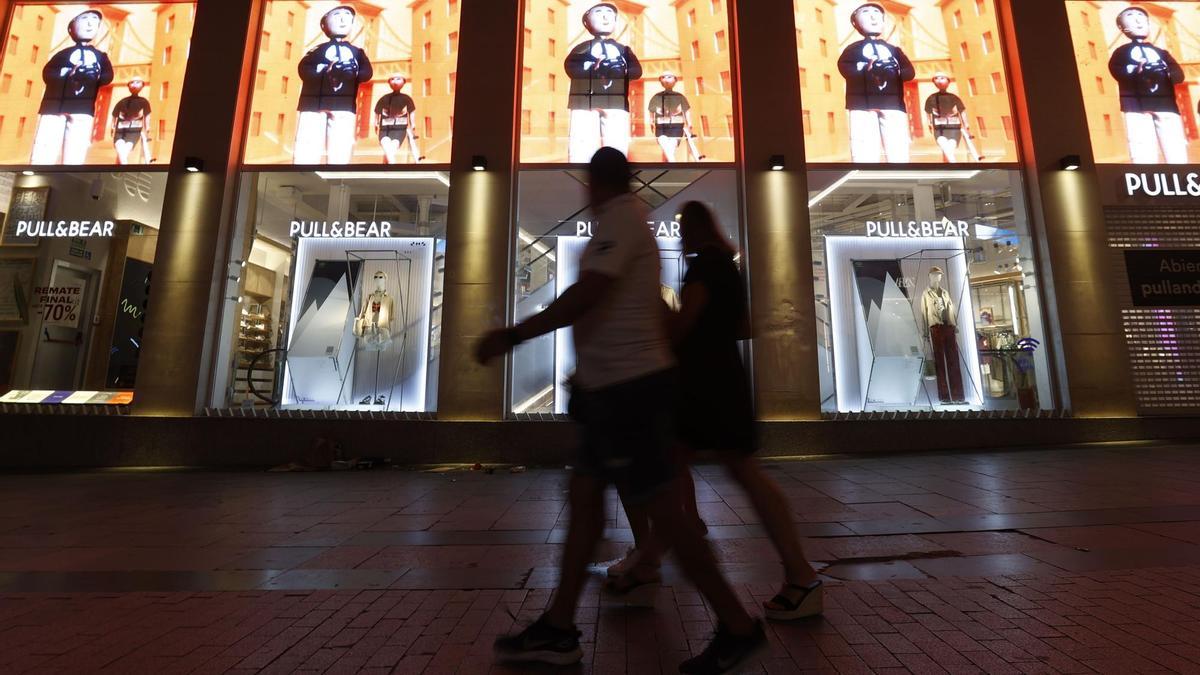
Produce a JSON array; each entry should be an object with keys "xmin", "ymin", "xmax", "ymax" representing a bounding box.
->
[
  {"xmin": 354, "ymin": 270, "xmax": 394, "ymax": 405},
  {"xmin": 375, "ymin": 75, "xmax": 424, "ymax": 164},
  {"xmin": 1109, "ymin": 6, "xmax": 1186, "ymax": 164},
  {"xmin": 921, "ymin": 266, "xmax": 964, "ymax": 404},
  {"xmin": 648, "ymin": 72, "xmax": 704, "ymax": 162},
  {"xmin": 295, "ymin": 5, "xmax": 374, "ymax": 165},
  {"xmin": 565, "ymin": 2, "xmax": 643, "ymax": 162},
  {"xmin": 32, "ymin": 9, "xmax": 114, "ymax": 165},
  {"xmin": 924, "ymin": 73, "xmax": 981, "ymax": 163},
  {"xmin": 837, "ymin": 3, "xmax": 915, "ymax": 163},
  {"xmin": 112, "ymin": 78, "xmax": 153, "ymax": 165}
]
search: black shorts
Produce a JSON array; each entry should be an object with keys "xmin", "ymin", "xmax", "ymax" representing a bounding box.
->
[
  {"xmin": 935, "ymin": 126, "xmax": 962, "ymax": 142},
  {"xmin": 655, "ymin": 123, "xmax": 685, "ymax": 138},
  {"xmin": 573, "ymin": 369, "xmax": 680, "ymax": 503},
  {"xmin": 115, "ymin": 128, "xmax": 142, "ymax": 143},
  {"xmin": 380, "ymin": 125, "xmax": 408, "ymax": 142}
]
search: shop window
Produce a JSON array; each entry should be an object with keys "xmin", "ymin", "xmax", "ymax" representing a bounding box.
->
[
  {"xmin": 0, "ymin": 172, "xmax": 166, "ymax": 404},
  {"xmin": 808, "ymin": 169, "xmax": 1055, "ymax": 414},
  {"xmin": 510, "ymin": 169, "xmax": 742, "ymax": 415},
  {"xmin": 210, "ymin": 172, "xmax": 449, "ymax": 412}
]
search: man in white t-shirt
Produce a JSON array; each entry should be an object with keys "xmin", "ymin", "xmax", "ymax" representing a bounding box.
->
[{"xmin": 479, "ymin": 148, "xmax": 764, "ymax": 673}]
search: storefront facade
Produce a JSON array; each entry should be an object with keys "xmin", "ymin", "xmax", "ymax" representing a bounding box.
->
[{"xmin": 0, "ymin": 0, "xmax": 1193, "ymax": 465}]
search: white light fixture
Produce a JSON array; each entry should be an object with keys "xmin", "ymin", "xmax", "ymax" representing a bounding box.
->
[
  {"xmin": 314, "ymin": 171, "xmax": 451, "ymax": 187},
  {"xmin": 769, "ymin": 155, "xmax": 786, "ymax": 171},
  {"xmin": 21, "ymin": 170, "xmax": 34, "ymax": 176},
  {"xmin": 1059, "ymin": 155, "xmax": 1081, "ymax": 171},
  {"xmin": 471, "ymin": 155, "xmax": 488, "ymax": 172},
  {"xmin": 808, "ymin": 171, "xmax": 857, "ymax": 208}
]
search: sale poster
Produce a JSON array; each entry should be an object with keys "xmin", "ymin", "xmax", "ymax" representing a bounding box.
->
[{"xmin": 37, "ymin": 282, "xmax": 84, "ymax": 328}]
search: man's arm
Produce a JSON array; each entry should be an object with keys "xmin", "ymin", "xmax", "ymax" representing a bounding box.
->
[
  {"xmin": 477, "ymin": 271, "xmax": 614, "ymax": 363},
  {"xmin": 1108, "ymin": 47, "xmax": 1128, "ymax": 80},
  {"xmin": 895, "ymin": 47, "xmax": 915, "ymax": 82},
  {"xmin": 1164, "ymin": 50, "xmax": 1185, "ymax": 85},
  {"xmin": 624, "ymin": 47, "xmax": 643, "ymax": 81},
  {"xmin": 564, "ymin": 42, "xmax": 595, "ymax": 78},
  {"xmin": 836, "ymin": 45, "xmax": 862, "ymax": 79},
  {"xmin": 357, "ymin": 49, "xmax": 374, "ymax": 83}
]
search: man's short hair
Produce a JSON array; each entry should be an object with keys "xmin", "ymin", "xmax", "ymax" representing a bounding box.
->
[{"xmin": 589, "ymin": 147, "xmax": 631, "ymax": 191}]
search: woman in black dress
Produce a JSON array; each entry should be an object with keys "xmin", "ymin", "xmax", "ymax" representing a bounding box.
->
[{"xmin": 608, "ymin": 201, "xmax": 822, "ymax": 620}]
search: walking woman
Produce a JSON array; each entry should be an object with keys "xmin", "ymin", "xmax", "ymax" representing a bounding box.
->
[{"xmin": 607, "ymin": 201, "xmax": 824, "ymax": 621}]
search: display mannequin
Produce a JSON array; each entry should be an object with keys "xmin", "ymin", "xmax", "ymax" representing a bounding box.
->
[
  {"xmin": 354, "ymin": 270, "xmax": 394, "ymax": 404},
  {"xmin": 920, "ymin": 266, "xmax": 964, "ymax": 403},
  {"xmin": 564, "ymin": 3, "xmax": 643, "ymax": 162},
  {"xmin": 648, "ymin": 72, "xmax": 703, "ymax": 162},
  {"xmin": 837, "ymin": 3, "xmax": 915, "ymax": 163},
  {"xmin": 112, "ymin": 78, "xmax": 153, "ymax": 165},
  {"xmin": 1109, "ymin": 6, "xmax": 1186, "ymax": 164},
  {"xmin": 32, "ymin": 9, "xmax": 114, "ymax": 164},
  {"xmin": 294, "ymin": 5, "xmax": 374, "ymax": 164},
  {"xmin": 375, "ymin": 75, "xmax": 423, "ymax": 164}
]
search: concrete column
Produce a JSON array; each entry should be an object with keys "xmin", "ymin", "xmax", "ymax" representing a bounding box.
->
[
  {"xmin": 1000, "ymin": 0, "xmax": 1136, "ymax": 417},
  {"xmin": 734, "ymin": 0, "xmax": 821, "ymax": 420},
  {"xmin": 132, "ymin": 0, "xmax": 260, "ymax": 416},
  {"xmin": 436, "ymin": 0, "xmax": 520, "ymax": 420}
]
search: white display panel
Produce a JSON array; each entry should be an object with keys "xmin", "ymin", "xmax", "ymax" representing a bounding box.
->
[
  {"xmin": 283, "ymin": 237, "xmax": 435, "ymax": 411},
  {"xmin": 551, "ymin": 235, "xmax": 686, "ymax": 413},
  {"xmin": 825, "ymin": 235, "xmax": 984, "ymax": 412}
]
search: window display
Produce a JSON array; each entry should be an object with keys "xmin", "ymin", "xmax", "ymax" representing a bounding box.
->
[
  {"xmin": 210, "ymin": 172, "xmax": 448, "ymax": 412},
  {"xmin": 244, "ymin": 1, "xmax": 461, "ymax": 165},
  {"xmin": 519, "ymin": 0, "xmax": 735, "ymax": 163},
  {"xmin": 0, "ymin": 2, "xmax": 196, "ymax": 166},
  {"xmin": 1067, "ymin": 1, "xmax": 1200, "ymax": 164},
  {"xmin": 0, "ymin": 171, "xmax": 163, "ymax": 403},
  {"xmin": 511, "ymin": 169, "xmax": 740, "ymax": 414},
  {"xmin": 810, "ymin": 169, "xmax": 1053, "ymax": 412},
  {"xmin": 793, "ymin": 0, "xmax": 1018, "ymax": 164}
]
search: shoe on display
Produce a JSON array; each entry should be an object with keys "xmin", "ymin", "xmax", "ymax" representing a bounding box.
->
[
  {"xmin": 493, "ymin": 615, "xmax": 583, "ymax": 666},
  {"xmin": 679, "ymin": 620, "xmax": 767, "ymax": 674},
  {"xmin": 375, "ymin": 396, "xmax": 385, "ymax": 405},
  {"xmin": 764, "ymin": 579, "xmax": 823, "ymax": 621},
  {"xmin": 359, "ymin": 396, "xmax": 372, "ymax": 405}
]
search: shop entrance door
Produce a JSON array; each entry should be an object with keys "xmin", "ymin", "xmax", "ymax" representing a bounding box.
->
[{"xmin": 30, "ymin": 262, "xmax": 99, "ymax": 390}]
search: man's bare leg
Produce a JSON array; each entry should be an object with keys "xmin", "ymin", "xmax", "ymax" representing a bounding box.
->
[{"xmin": 544, "ymin": 473, "xmax": 606, "ymax": 629}]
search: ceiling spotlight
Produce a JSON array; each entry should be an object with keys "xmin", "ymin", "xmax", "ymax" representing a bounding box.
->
[
  {"xmin": 769, "ymin": 155, "xmax": 785, "ymax": 171},
  {"xmin": 184, "ymin": 156, "xmax": 204, "ymax": 173},
  {"xmin": 21, "ymin": 170, "xmax": 34, "ymax": 176},
  {"xmin": 471, "ymin": 155, "xmax": 487, "ymax": 172}
]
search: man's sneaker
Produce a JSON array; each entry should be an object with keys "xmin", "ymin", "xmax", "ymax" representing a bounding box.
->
[
  {"xmin": 493, "ymin": 615, "xmax": 583, "ymax": 666},
  {"xmin": 679, "ymin": 620, "xmax": 767, "ymax": 674}
]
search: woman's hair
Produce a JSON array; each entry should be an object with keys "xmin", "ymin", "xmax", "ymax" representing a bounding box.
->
[{"xmin": 678, "ymin": 201, "xmax": 734, "ymax": 257}]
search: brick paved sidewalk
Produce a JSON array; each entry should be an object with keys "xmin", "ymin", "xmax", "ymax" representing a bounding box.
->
[{"xmin": 0, "ymin": 444, "xmax": 1199, "ymax": 673}]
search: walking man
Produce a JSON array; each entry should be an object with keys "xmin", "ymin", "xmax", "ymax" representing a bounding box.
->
[
  {"xmin": 112, "ymin": 78, "xmax": 153, "ymax": 165},
  {"xmin": 1109, "ymin": 6, "xmax": 1187, "ymax": 164},
  {"xmin": 924, "ymin": 73, "xmax": 980, "ymax": 162},
  {"xmin": 648, "ymin": 71, "xmax": 703, "ymax": 162},
  {"xmin": 565, "ymin": 3, "xmax": 643, "ymax": 162},
  {"xmin": 374, "ymin": 75, "xmax": 422, "ymax": 164},
  {"xmin": 837, "ymin": 3, "xmax": 915, "ymax": 163},
  {"xmin": 294, "ymin": 5, "xmax": 373, "ymax": 164},
  {"xmin": 479, "ymin": 148, "xmax": 765, "ymax": 674}
]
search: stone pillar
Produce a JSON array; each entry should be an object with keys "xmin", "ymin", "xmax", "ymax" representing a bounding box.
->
[
  {"xmin": 436, "ymin": 0, "xmax": 520, "ymax": 420},
  {"xmin": 131, "ymin": 0, "xmax": 259, "ymax": 416},
  {"xmin": 1000, "ymin": 0, "xmax": 1136, "ymax": 417},
  {"xmin": 734, "ymin": 0, "xmax": 821, "ymax": 420}
]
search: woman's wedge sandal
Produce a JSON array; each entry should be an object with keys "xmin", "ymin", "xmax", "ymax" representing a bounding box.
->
[
  {"xmin": 764, "ymin": 580, "xmax": 824, "ymax": 621},
  {"xmin": 603, "ymin": 566, "xmax": 661, "ymax": 608}
]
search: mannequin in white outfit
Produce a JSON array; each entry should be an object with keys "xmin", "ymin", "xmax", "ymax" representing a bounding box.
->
[{"xmin": 354, "ymin": 270, "xmax": 394, "ymax": 404}]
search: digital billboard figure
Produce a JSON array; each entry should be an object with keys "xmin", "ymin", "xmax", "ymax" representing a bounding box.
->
[
  {"xmin": 648, "ymin": 71, "xmax": 704, "ymax": 162},
  {"xmin": 112, "ymin": 78, "xmax": 153, "ymax": 165},
  {"xmin": 924, "ymin": 73, "xmax": 982, "ymax": 163},
  {"xmin": 31, "ymin": 9, "xmax": 114, "ymax": 165},
  {"xmin": 1109, "ymin": 6, "xmax": 1187, "ymax": 164},
  {"xmin": 565, "ymin": 2, "xmax": 643, "ymax": 162},
  {"xmin": 375, "ymin": 75, "xmax": 423, "ymax": 164},
  {"xmin": 837, "ymin": 3, "xmax": 915, "ymax": 163},
  {"xmin": 294, "ymin": 5, "xmax": 374, "ymax": 165}
]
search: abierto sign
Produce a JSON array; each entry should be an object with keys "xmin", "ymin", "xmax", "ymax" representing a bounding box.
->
[{"xmin": 1126, "ymin": 250, "xmax": 1200, "ymax": 306}]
